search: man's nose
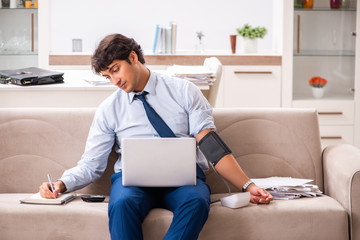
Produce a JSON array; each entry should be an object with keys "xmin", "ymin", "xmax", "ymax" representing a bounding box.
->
[{"xmin": 111, "ymin": 74, "xmax": 121, "ymax": 85}]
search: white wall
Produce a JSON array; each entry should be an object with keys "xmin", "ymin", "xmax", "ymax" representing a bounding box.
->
[{"xmin": 49, "ymin": 0, "xmax": 278, "ymax": 54}]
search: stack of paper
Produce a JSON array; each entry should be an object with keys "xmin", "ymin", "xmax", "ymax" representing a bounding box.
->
[
  {"xmin": 167, "ymin": 65, "xmax": 216, "ymax": 87},
  {"xmin": 251, "ymin": 177, "xmax": 322, "ymax": 200},
  {"xmin": 82, "ymin": 72, "xmax": 113, "ymax": 86}
]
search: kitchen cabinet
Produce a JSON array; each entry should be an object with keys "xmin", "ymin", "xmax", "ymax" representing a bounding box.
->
[
  {"xmin": 0, "ymin": 7, "xmax": 38, "ymax": 69},
  {"xmin": 293, "ymin": 99, "xmax": 355, "ymax": 147},
  {"xmin": 220, "ymin": 65, "xmax": 281, "ymax": 108},
  {"xmin": 282, "ymin": 0, "xmax": 360, "ymax": 148}
]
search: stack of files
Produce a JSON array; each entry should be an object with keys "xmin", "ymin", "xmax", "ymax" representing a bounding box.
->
[
  {"xmin": 82, "ymin": 72, "xmax": 113, "ymax": 86},
  {"xmin": 167, "ymin": 65, "xmax": 216, "ymax": 88},
  {"xmin": 251, "ymin": 177, "xmax": 323, "ymax": 200},
  {"xmin": 153, "ymin": 22, "xmax": 177, "ymax": 54}
]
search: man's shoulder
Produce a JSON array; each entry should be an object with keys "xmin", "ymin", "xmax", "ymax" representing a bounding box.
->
[
  {"xmin": 97, "ymin": 89, "xmax": 123, "ymax": 111},
  {"xmin": 153, "ymin": 71, "xmax": 191, "ymax": 90}
]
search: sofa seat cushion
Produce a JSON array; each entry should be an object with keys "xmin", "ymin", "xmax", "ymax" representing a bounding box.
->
[
  {"xmin": 0, "ymin": 194, "xmax": 110, "ymax": 240},
  {"xmin": 0, "ymin": 194, "xmax": 348, "ymax": 240},
  {"xmin": 200, "ymin": 194, "xmax": 348, "ymax": 240}
]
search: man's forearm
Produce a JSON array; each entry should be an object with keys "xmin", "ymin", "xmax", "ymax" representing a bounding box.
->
[{"xmin": 196, "ymin": 128, "xmax": 252, "ymax": 191}]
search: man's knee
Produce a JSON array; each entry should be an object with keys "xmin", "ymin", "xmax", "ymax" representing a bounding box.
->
[
  {"xmin": 182, "ymin": 194, "xmax": 210, "ymax": 216},
  {"xmin": 109, "ymin": 196, "xmax": 132, "ymax": 211}
]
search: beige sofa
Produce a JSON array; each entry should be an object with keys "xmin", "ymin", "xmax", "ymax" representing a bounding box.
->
[{"xmin": 1, "ymin": 108, "xmax": 359, "ymax": 240}]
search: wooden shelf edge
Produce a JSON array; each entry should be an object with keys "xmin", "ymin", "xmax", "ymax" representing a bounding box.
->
[{"xmin": 49, "ymin": 54, "xmax": 282, "ymax": 66}]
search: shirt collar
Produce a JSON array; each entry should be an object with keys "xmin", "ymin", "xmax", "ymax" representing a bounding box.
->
[{"xmin": 128, "ymin": 69, "xmax": 157, "ymax": 103}]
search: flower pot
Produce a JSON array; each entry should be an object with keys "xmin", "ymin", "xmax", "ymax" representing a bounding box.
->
[
  {"xmin": 312, "ymin": 87, "xmax": 325, "ymax": 99},
  {"xmin": 230, "ymin": 35, "xmax": 237, "ymax": 54},
  {"xmin": 241, "ymin": 37, "xmax": 258, "ymax": 53}
]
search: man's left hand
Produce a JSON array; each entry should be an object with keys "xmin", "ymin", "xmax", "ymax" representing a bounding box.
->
[{"xmin": 247, "ymin": 184, "xmax": 273, "ymax": 204}]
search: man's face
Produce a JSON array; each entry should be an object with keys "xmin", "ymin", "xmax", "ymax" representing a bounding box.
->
[{"xmin": 100, "ymin": 52, "xmax": 144, "ymax": 93}]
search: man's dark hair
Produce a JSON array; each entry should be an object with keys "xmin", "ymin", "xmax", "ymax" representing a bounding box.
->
[{"xmin": 91, "ymin": 34, "xmax": 145, "ymax": 73}]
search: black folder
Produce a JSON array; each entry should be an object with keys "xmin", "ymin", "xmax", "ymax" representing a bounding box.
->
[{"xmin": 0, "ymin": 67, "xmax": 64, "ymax": 86}]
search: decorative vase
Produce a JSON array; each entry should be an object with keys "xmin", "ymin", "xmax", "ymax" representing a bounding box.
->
[
  {"xmin": 294, "ymin": 0, "xmax": 303, "ymax": 8},
  {"xmin": 241, "ymin": 37, "xmax": 258, "ymax": 53},
  {"xmin": 340, "ymin": 0, "xmax": 350, "ymax": 8},
  {"xmin": 312, "ymin": 87, "xmax": 325, "ymax": 99},
  {"xmin": 230, "ymin": 35, "xmax": 237, "ymax": 54},
  {"xmin": 303, "ymin": 0, "xmax": 313, "ymax": 9},
  {"xmin": 330, "ymin": 0, "xmax": 340, "ymax": 8},
  {"xmin": 9, "ymin": 0, "xmax": 16, "ymax": 8}
]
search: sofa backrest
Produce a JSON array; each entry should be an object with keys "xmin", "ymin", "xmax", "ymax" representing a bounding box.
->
[
  {"xmin": 207, "ymin": 108, "xmax": 323, "ymax": 193},
  {"xmin": 0, "ymin": 108, "xmax": 323, "ymax": 195}
]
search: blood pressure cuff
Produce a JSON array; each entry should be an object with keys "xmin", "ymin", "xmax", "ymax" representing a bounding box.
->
[{"xmin": 198, "ymin": 130, "xmax": 232, "ymax": 166}]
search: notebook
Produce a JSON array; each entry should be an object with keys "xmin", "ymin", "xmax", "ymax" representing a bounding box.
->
[
  {"xmin": 20, "ymin": 192, "xmax": 76, "ymax": 205},
  {"xmin": 0, "ymin": 67, "xmax": 64, "ymax": 86},
  {"xmin": 121, "ymin": 138, "xmax": 197, "ymax": 187}
]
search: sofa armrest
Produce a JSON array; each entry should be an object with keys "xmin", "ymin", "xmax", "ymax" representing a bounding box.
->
[{"xmin": 323, "ymin": 144, "xmax": 360, "ymax": 240}]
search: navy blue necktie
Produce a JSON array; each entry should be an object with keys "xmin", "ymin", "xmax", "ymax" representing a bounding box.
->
[
  {"xmin": 135, "ymin": 91, "xmax": 205, "ymax": 180},
  {"xmin": 136, "ymin": 92, "xmax": 176, "ymax": 138}
]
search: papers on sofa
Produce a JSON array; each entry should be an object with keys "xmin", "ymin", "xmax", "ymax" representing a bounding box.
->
[
  {"xmin": 251, "ymin": 177, "xmax": 322, "ymax": 200},
  {"xmin": 20, "ymin": 192, "xmax": 76, "ymax": 205}
]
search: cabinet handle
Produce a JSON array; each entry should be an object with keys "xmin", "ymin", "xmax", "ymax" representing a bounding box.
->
[
  {"xmin": 352, "ymin": 32, "xmax": 357, "ymax": 37},
  {"xmin": 297, "ymin": 15, "xmax": 300, "ymax": 54},
  {"xmin": 233, "ymin": 71, "xmax": 272, "ymax": 74},
  {"xmin": 321, "ymin": 136, "xmax": 342, "ymax": 140},
  {"xmin": 31, "ymin": 13, "xmax": 34, "ymax": 52},
  {"xmin": 317, "ymin": 112, "xmax": 343, "ymax": 115}
]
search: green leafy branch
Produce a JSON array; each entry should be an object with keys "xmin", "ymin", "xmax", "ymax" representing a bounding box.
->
[{"xmin": 236, "ymin": 24, "xmax": 267, "ymax": 39}]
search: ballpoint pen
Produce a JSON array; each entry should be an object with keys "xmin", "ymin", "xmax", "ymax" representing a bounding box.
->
[{"xmin": 47, "ymin": 173, "xmax": 56, "ymax": 198}]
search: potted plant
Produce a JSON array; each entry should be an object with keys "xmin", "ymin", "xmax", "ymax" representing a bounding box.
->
[
  {"xmin": 309, "ymin": 76, "xmax": 327, "ymax": 98},
  {"xmin": 236, "ymin": 24, "xmax": 267, "ymax": 53}
]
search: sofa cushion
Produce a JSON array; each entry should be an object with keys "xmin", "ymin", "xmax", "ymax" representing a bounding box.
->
[
  {"xmin": 200, "ymin": 194, "xmax": 348, "ymax": 240},
  {"xmin": 0, "ymin": 194, "xmax": 347, "ymax": 240},
  {"xmin": 0, "ymin": 194, "xmax": 110, "ymax": 240},
  {"xmin": 0, "ymin": 108, "xmax": 117, "ymax": 196},
  {"xmin": 208, "ymin": 108, "xmax": 323, "ymax": 194}
]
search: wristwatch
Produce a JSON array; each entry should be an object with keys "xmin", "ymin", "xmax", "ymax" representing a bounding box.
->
[{"xmin": 242, "ymin": 180, "xmax": 254, "ymax": 192}]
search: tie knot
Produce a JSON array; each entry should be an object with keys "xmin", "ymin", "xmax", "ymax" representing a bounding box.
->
[{"xmin": 135, "ymin": 91, "xmax": 148, "ymax": 102}]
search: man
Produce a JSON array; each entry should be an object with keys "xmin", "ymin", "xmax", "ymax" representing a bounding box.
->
[{"xmin": 39, "ymin": 34, "xmax": 273, "ymax": 239}]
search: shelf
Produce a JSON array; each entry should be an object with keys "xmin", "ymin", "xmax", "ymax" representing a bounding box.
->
[
  {"xmin": 293, "ymin": 90, "xmax": 354, "ymax": 101},
  {"xmin": 294, "ymin": 7, "xmax": 356, "ymax": 12},
  {"xmin": 0, "ymin": 52, "xmax": 37, "ymax": 56},
  {"xmin": 49, "ymin": 54, "xmax": 282, "ymax": 66},
  {"xmin": 294, "ymin": 50, "xmax": 355, "ymax": 57},
  {"xmin": 0, "ymin": 7, "xmax": 37, "ymax": 10}
]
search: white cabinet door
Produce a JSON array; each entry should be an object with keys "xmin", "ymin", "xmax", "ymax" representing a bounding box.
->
[
  {"xmin": 223, "ymin": 65, "xmax": 281, "ymax": 108},
  {"xmin": 292, "ymin": 100, "xmax": 355, "ymax": 125},
  {"xmin": 319, "ymin": 125, "xmax": 354, "ymax": 149}
]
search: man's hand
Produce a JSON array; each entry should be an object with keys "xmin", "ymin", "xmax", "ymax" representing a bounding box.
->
[
  {"xmin": 39, "ymin": 180, "xmax": 66, "ymax": 199},
  {"xmin": 247, "ymin": 184, "xmax": 273, "ymax": 204}
]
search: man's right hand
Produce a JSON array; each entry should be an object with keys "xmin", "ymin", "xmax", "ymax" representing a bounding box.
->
[{"xmin": 39, "ymin": 180, "xmax": 67, "ymax": 199}]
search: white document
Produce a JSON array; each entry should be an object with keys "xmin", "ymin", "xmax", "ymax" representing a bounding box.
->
[
  {"xmin": 251, "ymin": 177, "xmax": 314, "ymax": 189},
  {"xmin": 251, "ymin": 177, "xmax": 321, "ymax": 200}
]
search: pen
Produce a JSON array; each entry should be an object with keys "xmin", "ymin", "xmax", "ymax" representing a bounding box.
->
[{"xmin": 47, "ymin": 173, "xmax": 56, "ymax": 198}]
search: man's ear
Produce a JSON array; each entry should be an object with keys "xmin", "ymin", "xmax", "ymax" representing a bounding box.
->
[{"xmin": 129, "ymin": 51, "xmax": 138, "ymax": 64}]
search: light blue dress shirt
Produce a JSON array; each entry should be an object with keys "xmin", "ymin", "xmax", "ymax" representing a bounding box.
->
[{"xmin": 60, "ymin": 70, "xmax": 216, "ymax": 192}]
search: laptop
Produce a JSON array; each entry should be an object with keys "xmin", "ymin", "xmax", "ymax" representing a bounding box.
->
[
  {"xmin": 121, "ymin": 138, "xmax": 197, "ymax": 187},
  {"xmin": 0, "ymin": 67, "xmax": 64, "ymax": 86}
]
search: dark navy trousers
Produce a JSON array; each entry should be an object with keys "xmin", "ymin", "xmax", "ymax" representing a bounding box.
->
[{"xmin": 108, "ymin": 172, "xmax": 210, "ymax": 240}]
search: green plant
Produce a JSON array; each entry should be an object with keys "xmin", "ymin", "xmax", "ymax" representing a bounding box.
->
[{"xmin": 236, "ymin": 24, "xmax": 267, "ymax": 39}]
